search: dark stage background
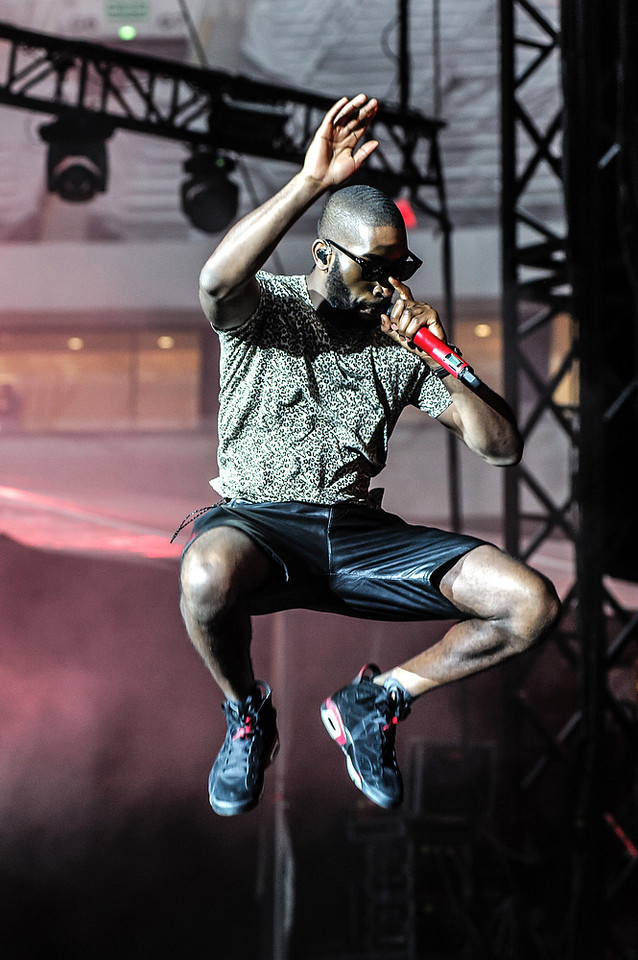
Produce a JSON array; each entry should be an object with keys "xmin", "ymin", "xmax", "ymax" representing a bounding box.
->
[{"xmin": 0, "ymin": 533, "xmax": 517, "ymax": 959}]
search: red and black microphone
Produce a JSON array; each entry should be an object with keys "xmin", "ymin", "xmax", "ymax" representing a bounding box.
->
[{"xmin": 412, "ymin": 326, "xmax": 482, "ymax": 391}]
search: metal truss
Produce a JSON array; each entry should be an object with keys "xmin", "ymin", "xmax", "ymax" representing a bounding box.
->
[
  {"xmin": 500, "ymin": 1, "xmax": 638, "ymax": 958},
  {"xmin": 0, "ymin": 21, "xmax": 463, "ymax": 960},
  {"xmin": 0, "ymin": 21, "xmax": 448, "ymax": 225},
  {"xmin": 345, "ymin": 812, "xmax": 478, "ymax": 960},
  {"xmin": 0, "ymin": 20, "xmax": 460, "ymax": 518}
]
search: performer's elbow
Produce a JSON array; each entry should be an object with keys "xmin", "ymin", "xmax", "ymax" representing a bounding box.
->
[{"xmin": 474, "ymin": 427, "xmax": 523, "ymax": 466}]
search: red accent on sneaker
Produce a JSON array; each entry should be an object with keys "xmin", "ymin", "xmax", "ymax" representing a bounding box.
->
[
  {"xmin": 322, "ymin": 697, "xmax": 347, "ymax": 746},
  {"xmin": 358, "ymin": 663, "xmax": 380, "ymax": 682},
  {"xmin": 233, "ymin": 716, "xmax": 253, "ymax": 740}
]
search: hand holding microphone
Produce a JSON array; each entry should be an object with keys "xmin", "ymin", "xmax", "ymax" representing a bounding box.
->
[
  {"xmin": 381, "ymin": 278, "xmax": 482, "ymax": 392},
  {"xmin": 411, "ymin": 326, "xmax": 481, "ymax": 389}
]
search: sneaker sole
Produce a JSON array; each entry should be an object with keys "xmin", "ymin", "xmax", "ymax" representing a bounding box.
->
[{"xmin": 209, "ymin": 735, "xmax": 280, "ymax": 817}]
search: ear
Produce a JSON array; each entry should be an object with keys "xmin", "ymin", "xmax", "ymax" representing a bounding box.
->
[{"xmin": 312, "ymin": 239, "xmax": 331, "ymax": 269}]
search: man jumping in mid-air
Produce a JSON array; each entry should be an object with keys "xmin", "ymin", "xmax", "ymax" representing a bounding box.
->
[{"xmin": 178, "ymin": 93, "xmax": 560, "ymax": 815}]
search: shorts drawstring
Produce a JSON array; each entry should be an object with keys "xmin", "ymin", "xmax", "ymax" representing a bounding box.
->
[{"xmin": 170, "ymin": 501, "xmax": 225, "ymax": 543}]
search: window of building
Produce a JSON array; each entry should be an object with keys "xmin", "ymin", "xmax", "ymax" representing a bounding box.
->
[{"xmin": 0, "ymin": 328, "xmax": 201, "ymax": 432}]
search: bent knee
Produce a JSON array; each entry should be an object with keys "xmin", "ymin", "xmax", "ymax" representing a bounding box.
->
[
  {"xmin": 529, "ymin": 573, "xmax": 561, "ymax": 632},
  {"xmin": 512, "ymin": 572, "xmax": 561, "ymax": 651},
  {"xmin": 180, "ymin": 549, "xmax": 235, "ymax": 621}
]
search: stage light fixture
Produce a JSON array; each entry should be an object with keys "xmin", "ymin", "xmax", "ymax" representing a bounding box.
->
[
  {"xmin": 180, "ymin": 150, "xmax": 239, "ymax": 233},
  {"xmin": 39, "ymin": 117, "xmax": 114, "ymax": 203}
]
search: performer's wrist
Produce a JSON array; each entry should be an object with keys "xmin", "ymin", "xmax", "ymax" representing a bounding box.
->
[
  {"xmin": 295, "ymin": 169, "xmax": 334, "ymax": 200},
  {"xmin": 429, "ymin": 343, "xmax": 462, "ymax": 380}
]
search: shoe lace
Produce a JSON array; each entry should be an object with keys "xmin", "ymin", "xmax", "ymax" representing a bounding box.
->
[
  {"xmin": 233, "ymin": 715, "xmax": 254, "ymax": 741},
  {"xmin": 358, "ymin": 686, "xmax": 401, "ymax": 768},
  {"xmin": 221, "ymin": 702, "xmax": 262, "ymax": 775},
  {"xmin": 379, "ymin": 715, "xmax": 400, "ymax": 767},
  {"xmin": 358, "ymin": 664, "xmax": 412, "ymax": 724}
]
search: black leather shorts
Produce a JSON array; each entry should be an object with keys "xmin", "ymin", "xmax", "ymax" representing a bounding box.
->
[{"xmin": 182, "ymin": 499, "xmax": 487, "ymax": 621}]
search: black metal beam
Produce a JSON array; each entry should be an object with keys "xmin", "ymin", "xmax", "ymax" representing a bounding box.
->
[
  {"xmin": 0, "ymin": 20, "xmax": 459, "ymax": 527},
  {"xmin": 0, "ymin": 21, "xmax": 447, "ymax": 217},
  {"xmin": 500, "ymin": 1, "xmax": 638, "ymax": 957}
]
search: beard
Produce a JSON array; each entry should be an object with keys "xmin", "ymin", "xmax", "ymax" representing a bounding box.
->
[
  {"xmin": 324, "ymin": 265, "xmax": 391, "ymax": 328},
  {"xmin": 325, "ymin": 263, "xmax": 358, "ymax": 311}
]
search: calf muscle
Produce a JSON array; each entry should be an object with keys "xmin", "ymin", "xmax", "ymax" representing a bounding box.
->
[
  {"xmin": 384, "ymin": 545, "xmax": 561, "ymax": 697},
  {"xmin": 179, "ymin": 526, "xmax": 273, "ymax": 701}
]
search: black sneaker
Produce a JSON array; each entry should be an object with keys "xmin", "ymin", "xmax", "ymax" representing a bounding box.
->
[
  {"xmin": 320, "ymin": 664, "xmax": 412, "ymax": 810},
  {"xmin": 208, "ymin": 681, "xmax": 279, "ymax": 816}
]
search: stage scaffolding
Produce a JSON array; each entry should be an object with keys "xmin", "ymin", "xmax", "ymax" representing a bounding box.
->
[
  {"xmin": 0, "ymin": 20, "xmax": 455, "ymax": 960},
  {"xmin": 500, "ymin": 1, "xmax": 638, "ymax": 958},
  {"xmin": 0, "ymin": 9, "xmax": 636, "ymax": 959}
]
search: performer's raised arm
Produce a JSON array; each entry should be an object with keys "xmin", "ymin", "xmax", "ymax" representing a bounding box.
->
[{"xmin": 198, "ymin": 94, "xmax": 379, "ymax": 329}]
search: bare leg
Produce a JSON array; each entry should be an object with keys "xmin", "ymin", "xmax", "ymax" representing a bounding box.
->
[
  {"xmin": 377, "ymin": 545, "xmax": 561, "ymax": 697},
  {"xmin": 179, "ymin": 525, "xmax": 273, "ymax": 702}
]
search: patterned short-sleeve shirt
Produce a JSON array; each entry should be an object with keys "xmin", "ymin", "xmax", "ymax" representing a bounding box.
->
[{"xmin": 210, "ymin": 271, "xmax": 452, "ymax": 506}]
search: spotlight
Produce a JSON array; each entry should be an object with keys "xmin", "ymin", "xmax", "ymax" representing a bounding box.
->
[
  {"xmin": 180, "ymin": 150, "xmax": 239, "ymax": 233},
  {"xmin": 39, "ymin": 117, "xmax": 113, "ymax": 203}
]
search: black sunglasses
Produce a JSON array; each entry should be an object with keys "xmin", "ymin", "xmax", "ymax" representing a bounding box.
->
[{"xmin": 323, "ymin": 237, "xmax": 422, "ymax": 283}]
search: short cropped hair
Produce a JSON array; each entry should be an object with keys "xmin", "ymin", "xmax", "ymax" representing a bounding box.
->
[{"xmin": 317, "ymin": 185, "xmax": 405, "ymax": 243}]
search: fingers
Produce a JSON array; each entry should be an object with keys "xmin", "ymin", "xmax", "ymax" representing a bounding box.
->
[
  {"xmin": 352, "ymin": 138, "xmax": 379, "ymax": 170},
  {"xmin": 380, "ymin": 281, "xmax": 445, "ymax": 349},
  {"xmin": 322, "ymin": 96, "xmax": 350, "ymax": 126},
  {"xmin": 380, "ymin": 313, "xmax": 421, "ymax": 354},
  {"xmin": 389, "ymin": 277, "xmax": 414, "ymax": 301},
  {"xmin": 332, "ymin": 94, "xmax": 378, "ymax": 126},
  {"xmin": 328, "ymin": 96, "xmax": 378, "ymax": 144},
  {"xmin": 304, "ymin": 95, "xmax": 378, "ymax": 188},
  {"xmin": 387, "ymin": 278, "xmax": 420, "ymax": 333},
  {"xmin": 321, "ymin": 95, "xmax": 366, "ymax": 130}
]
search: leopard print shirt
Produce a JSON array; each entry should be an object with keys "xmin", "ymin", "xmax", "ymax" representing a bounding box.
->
[{"xmin": 210, "ymin": 272, "xmax": 453, "ymax": 507}]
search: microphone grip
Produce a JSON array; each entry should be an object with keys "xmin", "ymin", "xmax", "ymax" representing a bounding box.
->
[{"xmin": 412, "ymin": 327, "xmax": 482, "ymax": 391}]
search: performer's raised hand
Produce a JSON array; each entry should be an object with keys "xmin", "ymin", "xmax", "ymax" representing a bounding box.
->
[
  {"xmin": 199, "ymin": 95, "xmax": 379, "ymax": 329},
  {"xmin": 302, "ymin": 94, "xmax": 379, "ymax": 188}
]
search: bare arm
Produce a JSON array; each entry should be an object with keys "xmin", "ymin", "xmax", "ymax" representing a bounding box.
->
[
  {"xmin": 434, "ymin": 378, "xmax": 523, "ymax": 466},
  {"xmin": 381, "ymin": 279, "xmax": 523, "ymax": 466},
  {"xmin": 199, "ymin": 94, "xmax": 379, "ymax": 330}
]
